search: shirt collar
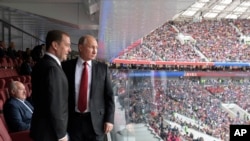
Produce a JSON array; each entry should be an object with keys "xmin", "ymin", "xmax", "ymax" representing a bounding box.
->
[
  {"xmin": 77, "ymin": 57, "xmax": 92, "ymax": 67},
  {"xmin": 45, "ymin": 52, "xmax": 61, "ymax": 66},
  {"xmin": 15, "ymin": 97, "xmax": 25, "ymax": 103}
]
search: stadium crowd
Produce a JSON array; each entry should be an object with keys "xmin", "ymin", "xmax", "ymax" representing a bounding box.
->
[
  {"xmin": 117, "ymin": 19, "xmax": 250, "ymax": 63},
  {"xmin": 112, "ymin": 69, "xmax": 250, "ymax": 141}
]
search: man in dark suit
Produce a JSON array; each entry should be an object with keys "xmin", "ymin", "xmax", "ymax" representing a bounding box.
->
[
  {"xmin": 30, "ymin": 30, "xmax": 71, "ymax": 141},
  {"xmin": 3, "ymin": 81, "xmax": 33, "ymax": 132},
  {"xmin": 62, "ymin": 35, "xmax": 115, "ymax": 141}
]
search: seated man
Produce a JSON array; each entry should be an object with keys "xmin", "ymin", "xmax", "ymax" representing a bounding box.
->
[{"xmin": 3, "ymin": 81, "xmax": 33, "ymax": 132}]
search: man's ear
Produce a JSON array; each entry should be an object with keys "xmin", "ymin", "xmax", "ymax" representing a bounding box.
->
[
  {"xmin": 52, "ymin": 41, "xmax": 58, "ymax": 50},
  {"xmin": 10, "ymin": 90, "xmax": 15, "ymax": 96},
  {"xmin": 78, "ymin": 44, "xmax": 82, "ymax": 52}
]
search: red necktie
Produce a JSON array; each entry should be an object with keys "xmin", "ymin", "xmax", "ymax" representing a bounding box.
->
[{"xmin": 78, "ymin": 62, "xmax": 88, "ymax": 112}]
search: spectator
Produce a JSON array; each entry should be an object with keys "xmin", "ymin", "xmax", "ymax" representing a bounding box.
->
[
  {"xmin": 0, "ymin": 40, "xmax": 6, "ymax": 58},
  {"xmin": 20, "ymin": 56, "xmax": 33, "ymax": 75},
  {"xmin": 3, "ymin": 81, "xmax": 33, "ymax": 132},
  {"xmin": 31, "ymin": 44, "xmax": 45, "ymax": 63},
  {"xmin": 22, "ymin": 47, "xmax": 32, "ymax": 60},
  {"xmin": 7, "ymin": 41, "xmax": 17, "ymax": 59}
]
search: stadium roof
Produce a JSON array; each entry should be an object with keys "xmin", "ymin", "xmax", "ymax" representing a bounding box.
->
[{"xmin": 176, "ymin": 0, "xmax": 250, "ymax": 20}]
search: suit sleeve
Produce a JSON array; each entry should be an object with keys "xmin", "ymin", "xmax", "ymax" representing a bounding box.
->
[
  {"xmin": 104, "ymin": 66, "xmax": 115, "ymax": 123},
  {"xmin": 46, "ymin": 67, "xmax": 68, "ymax": 139}
]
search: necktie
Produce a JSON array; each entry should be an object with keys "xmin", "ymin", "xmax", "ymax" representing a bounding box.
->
[{"xmin": 78, "ymin": 62, "xmax": 88, "ymax": 112}]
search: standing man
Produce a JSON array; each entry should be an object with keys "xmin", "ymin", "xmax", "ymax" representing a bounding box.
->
[
  {"xmin": 62, "ymin": 35, "xmax": 115, "ymax": 141},
  {"xmin": 30, "ymin": 30, "xmax": 71, "ymax": 141}
]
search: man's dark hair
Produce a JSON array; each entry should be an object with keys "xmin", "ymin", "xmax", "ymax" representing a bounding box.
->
[
  {"xmin": 46, "ymin": 30, "xmax": 69, "ymax": 50},
  {"xmin": 78, "ymin": 36, "xmax": 86, "ymax": 45},
  {"xmin": 31, "ymin": 44, "xmax": 42, "ymax": 62}
]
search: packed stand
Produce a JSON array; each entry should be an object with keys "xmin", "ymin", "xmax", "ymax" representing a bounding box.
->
[
  {"xmin": 174, "ymin": 19, "xmax": 250, "ymax": 62},
  {"xmin": 111, "ymin": 69, "xmax": 250, "ymax": 141},
  {"xmin": 116, "ymin": 19, "xmax": 250, "ymax": 64},
  {"xmin": 117, "ymin": 44, "xmax": 162, "ymax": 61},
  {"xmin": 143, "ymin": 22, "xmax": 203, "ymax": 62}
]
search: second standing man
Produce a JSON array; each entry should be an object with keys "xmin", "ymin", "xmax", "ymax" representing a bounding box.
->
[{"xmin": 62, "ymin": 35, "xmax": 115, "ymax": 141}]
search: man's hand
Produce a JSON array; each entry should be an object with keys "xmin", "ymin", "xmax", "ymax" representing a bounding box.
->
[
  {"xmin": 104, "ymin": 122, "xmax": 113, "ymax": 134},
  {"xmin": 58, "ymin": 134, "xmax": 69, "ymax": 141}
]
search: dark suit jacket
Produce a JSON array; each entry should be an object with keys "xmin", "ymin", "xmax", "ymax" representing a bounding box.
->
[
  {"xmin": 30, "ymin": 55, "xmax": 68, "ymax": 141},
  {"xmin": 20, "ymin": 61, "xmax": 32, "ymax": 75},
  {"xmin": 62, "ymin": 59, "xmax": 115, "ymax": 135},
  {"xmin": 3, "ymin": 97, "xmax": 33, "ymax": 132}
]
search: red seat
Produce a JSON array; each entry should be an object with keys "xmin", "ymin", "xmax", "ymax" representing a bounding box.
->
[
  {"xmin": 0, "ymin": 57, "xmax": 8, "ymax": 69},
  {"xmin": 0, "ymin": 91, "xmax": 6, "ymax": 104},
  {"xmin": 0, "ymin": 79, "xmax": 7, "ymax": 103},
  {"xmin": 0, "ymin": 102, "xmax": 32, "ymax": 141},
  {"xmin": 6, "ymin": 58, "xmax": 14, "ymax": 69},
  {"xmin": 0, "ymin": 118, "xmax": 11, "ymax": 141},
  {"xmin": 12, "ymin": 76, "xmax": 20, "ymax": 82},
  {"xmin": 24, "ymin": 76, "xmax": 32, "ymax": 95},
  {"xmin": 10, "ymin": 130, "xmax": 32, "ymax": 141},
  {"xmin": 25, "ymin": 75, "xmax": 31, "ymax": 84},
  {"xmin": 12, "ymin": 59, "xmax": 19, "ymax": 69},
  {"xmin": 0, "ymin": 99, "xmax": 3, "ymax": 111},
  {"xmin": 0, "ymin": 99, "xmax": 7, "ymax": 133},
  {"xmin": 0, "ymin": 117, "xmax": 32, "ymax": 141},
  {"xmin": 19, "ymin": 76, "xmax": 26, "ymax": 83},
  {"xmin": 0, "ymin": 69, "xmax": 5, "ymax": 78},
  {"xmin": 24, "ymin": 84, "xmax": 31, "ymax": 98},
  {"xmin": 4, "ymin": 78, "xmax": 13, "ymax": 89},
  {"xmin": 16, "ymin": 59, "xmax": 23, "ymax": 68},
  {"xmin": 0, "ymin": 79, "xmax": 5, "ymax": 90}
]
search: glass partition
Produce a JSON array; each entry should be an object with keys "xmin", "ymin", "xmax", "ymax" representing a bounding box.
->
[{"xmin": 110, "ymin": 69, "xmax": 250, "ymax": 141}]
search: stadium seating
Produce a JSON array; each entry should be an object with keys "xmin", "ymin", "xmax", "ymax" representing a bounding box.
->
[
  {"xmin": 0, "ymin": 79, "xmax": 7, "ymax": 103},
  {"xmin": 0, "ymin": 117, "xmax": 11, "ymax": 141},
  {"xmin": 0, "ymin": 96, "xmax": 32, "ymax": 141},
  {"xmin": 0, "ymin": 117, "xmax": 32, "ymax": 141}
]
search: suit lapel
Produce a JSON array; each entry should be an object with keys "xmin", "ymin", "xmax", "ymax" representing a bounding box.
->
[
  {"xmin": 44, "ymin": 54, "xmax": 61, "ymax": 68},
  {"xmin": 13, "ymin": 98, "xmax": 33, "ymax": 112},
  {"xmin": 25, "ymin": 101, "xmax": 34, "ymax": 111},
  {"xmin": 72, "ymin": 59, "xmax": 77, "ymax": 89},
  {"xmin": 90, "ymin": 60, "xmax": 97, "ymax": 99},
  {"xmin": 71, "ymin": 59, "xmax": 77, "ymax": 105},
  {"xmin": 13, "ymin": 98, "xmax": 23, "ymax": 108}
]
